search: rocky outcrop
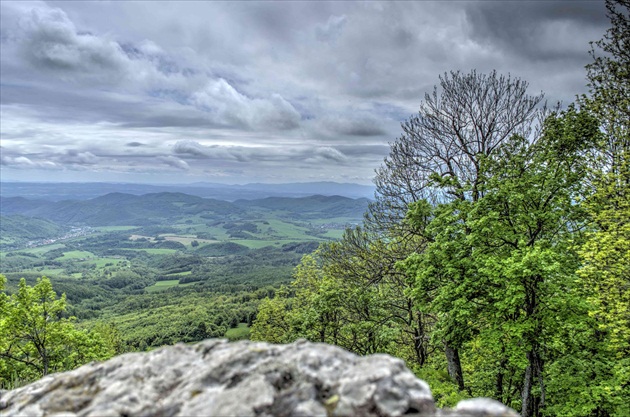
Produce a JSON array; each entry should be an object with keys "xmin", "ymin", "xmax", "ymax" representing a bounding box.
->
[{"xmin": 0, "ymin": 339, "xmax": 517, "ymax": 416}]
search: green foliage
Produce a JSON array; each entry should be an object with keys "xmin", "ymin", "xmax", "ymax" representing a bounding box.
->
[
  {"xmin": 0, "ymin": 276, "xmax": 114, "ymax": 388},
  {"xmin": 401, "ymin": 107, "xmax": 599, "ymax": 414},
  {"xmin": 251, "ymin": 288, "xmax": 291, "ymax": 344}
]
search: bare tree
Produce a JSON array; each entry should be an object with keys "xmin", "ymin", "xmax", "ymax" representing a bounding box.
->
[
  {"xmin": 366, "ymin": 70, "xmax": 546, "ymax": 391},
  {"xmin": 367, "ymin": 70, "xmax": 546, "ymax": 234}
]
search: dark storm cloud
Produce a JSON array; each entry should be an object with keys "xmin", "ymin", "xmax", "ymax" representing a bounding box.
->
[
  {"xmin": 464, "ymin": 1, "xmax": 608, "ymax": 62},
  {"xmin": 0, "ymin": 83, "xmax": 214, "ymax": 128},
  {"xmin": 21, "ymin": 7, "xmax": 126, "ymax": 76},
  {"xmin": 321, "ymin": 115, "xmax": 386, "ymax": 137},
  {"xmin": 126, "ymin": 142, "xmax": 145, "ymax": 147}
]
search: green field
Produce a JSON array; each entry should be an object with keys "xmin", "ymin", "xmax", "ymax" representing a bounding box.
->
[
  {"xmin": 88, "ymin": 258, "xmax": 127, "ymax": 268},
  {"xmin": 145, "ymin": 279, "xmax": 180, "ymax": 292},
  {"xmin": 321, "ymin": 230, "xmax": 345, "ymax": 239},
  {"xmin": 0, "ymin": 191, "xmax": 361, "ymax": 367},
  {"xmin": 56, "ymin": 250, "xmax": 94, "ymax": 260},
  {"xmin": 35, "ymin": 268, "xmax": 66, "ymax": 276},
  {"xmin": 117, "ymin": 248, "xmax": 180, "ymax": 255},
  {"xmin": 165, "ymin": 271, "xmax": 192, "ymax": 277},
  {"xmin": 20, "ymin": 244, "xmax": 66, "ymax": 255},
  {"xmin": 225, "ymin": 323, "xmax": 250, "ymax": 341}
]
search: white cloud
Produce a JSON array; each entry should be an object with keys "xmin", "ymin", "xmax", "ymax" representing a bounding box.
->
[
  {"xmin": 190, "ymin": 79, "xmax": 301, "ymax": 130},
  {"xmin": 314, "ymin": 147, "xmax": 348, "ymax": 163},
  {"xmin": 157, "ymin": 156, "xmax": 190, "ymax": 171},
  {"xmin": 0, "ymin": 155, "xmax": 61, "ymax": 170}
]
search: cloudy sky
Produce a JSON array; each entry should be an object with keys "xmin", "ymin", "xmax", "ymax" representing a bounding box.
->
[{"xmin": 0, "ymin": 1, "xmax": 608, "ymax": 185}]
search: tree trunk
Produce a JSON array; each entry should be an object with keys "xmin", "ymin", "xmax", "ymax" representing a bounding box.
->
[
  {"xmin": 445, "ymin": 342, "xmax": 465, "ymax": 391},
  {"xmin": 521, "ymin": 350, "xmax": 534, "ymax": 417},
  {"xmin": 413, "ymin": 310, "xmax": 427, "ymax": 366},
  {"xmin": 495, "ymin": 363, "xmax": 505, "ymax": 402},
  {"xmin": 495, "ymin": 346, "xmax": 507, "ymax": 402}
]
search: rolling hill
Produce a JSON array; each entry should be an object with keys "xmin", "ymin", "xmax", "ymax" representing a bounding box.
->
[{"xmin": 0, "ymin": 192, "xmax": 369, "ymax": 226}]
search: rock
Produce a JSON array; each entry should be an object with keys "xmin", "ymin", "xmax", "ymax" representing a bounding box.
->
[{"xmin": 0, "ymin": 339, "xmax": 517, "ymax": 417}]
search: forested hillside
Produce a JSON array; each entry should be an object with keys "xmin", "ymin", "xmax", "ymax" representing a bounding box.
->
[
  {"xmin": 251, "ymin": 3, "xmax": 629, "ymax": 416},
  {"xmin": 0, "ymin": 215, "xmax": 65, "ymax": 248},
  {"xmin": 0, "ymin": 193, "xmax": 368, "ymax": 226}
]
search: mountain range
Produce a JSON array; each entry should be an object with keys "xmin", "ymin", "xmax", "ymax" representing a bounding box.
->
[
  {"xmin": 0, "ymin": 192, "xmax": 370, "ymax": 226},
  {"xmin": 0, "ymin": 181, "xmax": 376, "ymax": 202}
]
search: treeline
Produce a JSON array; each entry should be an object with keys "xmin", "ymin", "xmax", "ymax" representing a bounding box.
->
[{"xmin": 251, "ymin": 3, "xmax": 629, "ymax": 417}]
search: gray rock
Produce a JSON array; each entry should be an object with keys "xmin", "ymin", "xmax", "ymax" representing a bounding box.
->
[
  {"xmin": 453, "ymin": 398, "xmax": 519, "ymax": 416},
  {"xmin": 0, "ymin": 339, "xmax": 516, "ymax": 417}
]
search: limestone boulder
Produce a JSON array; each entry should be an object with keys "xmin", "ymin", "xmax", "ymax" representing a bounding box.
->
[{"xmin": 0, "ymin": 339, "xmax": 516, "ymax": 417}]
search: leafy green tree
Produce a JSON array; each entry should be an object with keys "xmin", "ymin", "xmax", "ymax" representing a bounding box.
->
[
  {"xmin": 568, "ymin": 2, "xmax": 630, "ymax": 415},
  {"xmin": 367, "ymin": 70, "xmax": 547, "ymax": 390},
  {"xmin": 0, "ymin": 276, "xmax": 113, "ymax": 385},
  {"xmin": 402, "ymin": 106, "xmax": 599, "ymax": 416},
  {"xmin": 250, "ymin": 286, "xmax": 292, "ymax": 343},
  {"xmin": 581, "ymin": 0, "xmax": 629, "ymax": 357}
]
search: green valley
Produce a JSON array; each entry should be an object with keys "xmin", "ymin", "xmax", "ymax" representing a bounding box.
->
[{"xmin": 0, "ymin": 191, "xmax": 367, "ymax": 364}]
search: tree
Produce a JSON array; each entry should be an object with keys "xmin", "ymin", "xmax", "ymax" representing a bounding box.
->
[
  {"xmin": 581, "ymin": 0, "xmax": 630, "ymax": 348},
  {"xmin": 367, "ymin": 70, "xmax": 546, "ymax": 234},
  {"xmin": 320, "ymin": 227, "xmax": 433, "ymax": 366},
  {"xmin": 0, "ymin": 276, "xmax": 113, "ymax": 385},
  {"xmin": 573, "ymin": 2, "xmax": 630, "ymax": 414},
  {"xmin": 585, "ymin": 0, "xmax": 629, "ymax": 171},
  {"xmin": 369, "ymin": 70, "xmax": 547, "ymax": 392},
  {"xmin": 250, "ymin": 286, "xmax": 292, "ymax": 344},
  {"xmin": 402, "ymin": 105, "xmax": 599, "ymax": 416}
]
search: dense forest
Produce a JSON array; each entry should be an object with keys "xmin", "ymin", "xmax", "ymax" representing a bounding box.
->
[
  {"xmin": 1, "ymin": 1, "xmax": 628, "ymax": 417},
  {"xmin": 252, "ymin": 2, "xmax": 629, "ymax": 416}
]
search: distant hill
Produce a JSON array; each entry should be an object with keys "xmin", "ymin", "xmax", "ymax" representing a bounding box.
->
[
  {"xmin": 1, "ymin": 193, "xmax": 241, "ymax": 226},
  {"xmin": 237, "ymin": 195, "xmax": 371, "ymax": 219},
  {"xmin": 0, "ymin": 215, "xmax": 64, "ymax": 239},
  {"xmin": 0, "ymin": 215, "xmax": 66, "ymax": 248},
  {"xmin": 0, "ymin": 196, "xmax": 49, "ymax": 213},
  {"xmin": 0, "ymin": 192, "xmax": 369, "ymax": 226},
  {"xmin": 0, "ymin": 181, "xmax": 376, "ymax": 201}
]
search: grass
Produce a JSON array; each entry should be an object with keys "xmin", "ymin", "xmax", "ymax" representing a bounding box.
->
[
  {"xmin": 116, "ymin": 248, "xmax": 180, "ymax": 255},
  {"xmin": 55, "ymin": 250, "xmax": 94, "ymax": 260},
  {"xmin": 165, "ymin": 271, "xmax": 192, "ymax": 277},
  {"xmin": 36, "ymin": 268, "xmax": 65, "ymax": 276},
  {"xmin": 145, "ymin": 279, "xmax": 180, "ymax": 293},
  {"xmin": 231, "ymin": 240, "xmax": 275, "ymax": 249},
  {"xmin": 262, "ymin": 219, "xmax": 312, "ymax": 239},
  {"xmin": 89, "ymin": 258, "xmax": 127, "ymax": 268},
  {"xmin": 19, "ymin": 244, "xmax": 65, "ymax": 255},
  {"xmin": 225, "ymin": 323, "xmax": 250, "ymax": 341},
  {"xmin": 231, "ymin": 238, "xmax": 314, "ymax": 249},
  {"xmin": 321, "ymin": 230, "xmax": 345, "ymax": 239}
]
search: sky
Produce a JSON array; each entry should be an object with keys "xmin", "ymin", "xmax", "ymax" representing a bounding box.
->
[{"xmin": 0, "ymin": 1, "xmax": 609, "ymax": 185}]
